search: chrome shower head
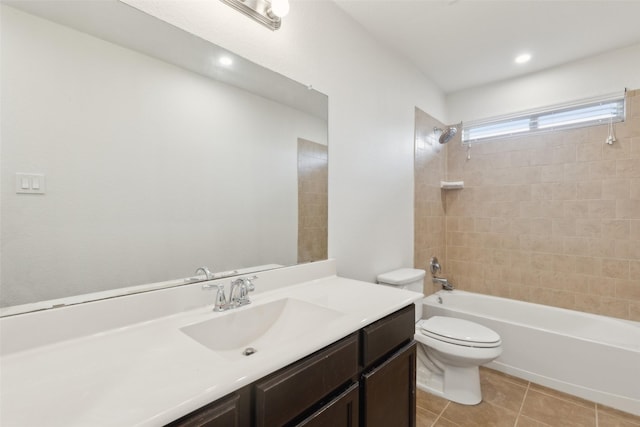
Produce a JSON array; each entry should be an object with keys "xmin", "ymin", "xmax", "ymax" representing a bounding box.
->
[{"xmin": 438, "ymin": 126, "xmax": 458, "ymax": 144}]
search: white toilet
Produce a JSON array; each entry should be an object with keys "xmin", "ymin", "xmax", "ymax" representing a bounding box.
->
[
  {"xmin": 414, "ymin": 316, "xmax": 502, "ymax": 405},
  {"xmin": 377, "ymin": 268, "xmax": 503, "ymax": 405}
]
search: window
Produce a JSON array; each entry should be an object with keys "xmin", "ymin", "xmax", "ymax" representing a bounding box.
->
[{"xmin": 462, "ymin": 92, "xmax": 626, "ymax": 143}]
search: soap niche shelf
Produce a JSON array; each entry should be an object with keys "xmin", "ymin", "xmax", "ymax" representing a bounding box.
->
[{"xmin": 440, "ymin": 181, "xmax": 464, "ymax": 190}]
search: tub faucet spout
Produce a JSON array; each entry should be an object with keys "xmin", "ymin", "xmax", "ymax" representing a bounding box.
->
[{"xmin": 433, "ymin": 277, "xmax": 454, "ymax": 291}]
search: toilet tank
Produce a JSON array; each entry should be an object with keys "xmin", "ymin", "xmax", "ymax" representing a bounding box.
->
[{"xmin": 377, "ymin": 268, "xmax": 426, "ymax": 322}]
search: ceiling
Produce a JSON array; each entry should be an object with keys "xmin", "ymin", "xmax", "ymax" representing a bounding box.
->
[{"xmin": 334, "ymin": 0, "xmax": 640, "ymax": 94}]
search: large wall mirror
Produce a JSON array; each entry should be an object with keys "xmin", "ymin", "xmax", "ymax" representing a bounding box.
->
[{"xmin": 0, "ymin": 0, "xmax": 328, "ymax": 315}]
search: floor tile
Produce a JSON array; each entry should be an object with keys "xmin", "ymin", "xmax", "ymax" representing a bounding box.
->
[
  {"xmin": 440, "ymin": 400, "xmax": 518, "ymax": 427},
  {"xmin": 520, "ymin": 389, "xmax": 596, "ymax": 427},
  {"xmin": 598, "ymin": 405, "xmax": 640, "ymax": 427},
  {"xmin": 480, "ymin": 367, "xmax": 529, "ymax": 388},
  {"xmin": 417, "ymin": 406, "xmax": 440, "ymax": 427},
  {"xmin": 599, "ymin": 413, "xmax": 640, "ymax": 427},
  {"xmin": 416, "ymin": 369, "xmax": 640, "ymax": 427},
  {"xmin": 480, "ymin": 369, "xmax": 528, "ymax": 412},
  {"xmin": 515, "ymin": 415, "xmax": 553, "ymax": 426},
  {"xmin": 433, "ymin": 417, "xmax": 462, "ymax": 427},
  {"xmin": 528, "ymin": 383, "xmax": 594, "ymax": 409},
  {"xmin": 418, "ymin": 388, "xmax": 449, "ymax": 414}
]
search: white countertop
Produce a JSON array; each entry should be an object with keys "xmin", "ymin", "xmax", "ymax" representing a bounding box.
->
[{"xmin": 0, "ymin": 271, "xmax": 421, "ymax": 426}]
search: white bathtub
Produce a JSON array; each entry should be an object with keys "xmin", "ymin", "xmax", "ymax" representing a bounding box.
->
[{"xmin": 423, "ymin": 290, "xmax": 640, "ymax": 415}]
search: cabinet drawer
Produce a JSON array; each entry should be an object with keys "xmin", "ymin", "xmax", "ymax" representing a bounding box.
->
[
  {"xmin": 360, "ymin": 304, "xmax": 414, "ymax": 368},
  {"xmin": 295, "ymin": 382, "xmax": 359, "ymax": 427},
  {"xmin": 255, "ymin": 333, "xmax": 359, "ymax": 427}
]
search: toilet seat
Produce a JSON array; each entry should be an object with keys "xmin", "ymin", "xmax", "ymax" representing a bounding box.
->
[{"xmin": 417, "ymin": 316, "xmax": 501, "ymax": 348}]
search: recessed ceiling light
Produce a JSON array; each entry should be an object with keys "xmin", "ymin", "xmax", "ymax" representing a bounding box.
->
[
  {"xmin": 219, "ymin": 56, "xmax": 233, "ymax": 66},
  {"xmin": 515, "ymin": 53, "xmax": 532, "ymax": 64}
]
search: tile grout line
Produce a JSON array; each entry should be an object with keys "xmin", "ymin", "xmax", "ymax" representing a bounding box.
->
[
  {"xmin": 513, "ymin": 381, "xmax": 531, "ymax": 427},
  {"xmin": 430, "ymin": 401, "xmax": 451, "ymax": 427}
]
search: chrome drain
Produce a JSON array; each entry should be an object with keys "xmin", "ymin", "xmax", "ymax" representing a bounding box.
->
[{"xmin": 242, "ymin": 347, "xmax": 257, "ymax": 356}]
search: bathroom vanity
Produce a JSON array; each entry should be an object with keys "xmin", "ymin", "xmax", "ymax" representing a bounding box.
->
[
  {"xmin": 0, "ymin": 260, "xmax": 421, "ymax": 426},
  {"xmin": 169, "ymin": 305, "xmax": 416, "ymax": 427}
]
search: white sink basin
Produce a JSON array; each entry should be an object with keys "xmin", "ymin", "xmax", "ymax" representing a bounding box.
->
[{"xmin": 180, "ymin": 298, "xmax": 343, "ymax": 360}]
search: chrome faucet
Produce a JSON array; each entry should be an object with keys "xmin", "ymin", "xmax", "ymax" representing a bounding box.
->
[
  {"xmin": 433, "ymin": 277, "xmax": 454, "ymax": 291},
  {"xmin": 202, "ymin": 283, "xmax": 229, "ymax": 311},
  {"xmin": 202, "ymin": 283, "xmax": 228, "ymax": 312},
  {"xmin": 429, "ymin": 256, "xmax": 453, "ymax": 290},
  {"xmin": 430, "ymin": 257, "xmax": 441, "ymax": 275},
  {"xmin": 195, "ymin": 266, "xmax": 214, "ymax": 281},
  {"xmin": 202, "ymin": 275, "xmax": 258, "ymax": 311},
  {"xmin": 229, "ymin": 276, "xmax": 258, "ymax": 308}
]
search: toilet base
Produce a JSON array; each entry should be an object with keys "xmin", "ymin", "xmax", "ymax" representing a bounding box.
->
[{"xmin": 417, "ymin": 345, "xmax": 483, "ymax": 405}]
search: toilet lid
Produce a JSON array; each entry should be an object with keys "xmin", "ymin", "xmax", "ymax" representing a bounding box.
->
[
  {"xmin": 418, "ymin": 316, "xmax": 501, "ymax": 348},
  {"xmin": 377, "ymin": 268, "xmax": 426, "ymax": 285}
]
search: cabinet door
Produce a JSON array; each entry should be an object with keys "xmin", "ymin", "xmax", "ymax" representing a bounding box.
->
[
  {"xmin": 295, "ymin": 383, "xmax": 359, "ymax": 427},
  {"xmin": 361, "ymin": 342, "xmax": 416, "ymax": 427},
  {"xmin": 165, "ymin": 387, "xmax": 250, "ymax": 427}
]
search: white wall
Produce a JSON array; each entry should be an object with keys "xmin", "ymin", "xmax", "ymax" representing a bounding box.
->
[
  {"xmin": 1, "ymin": 5, "xmax": 327, "ymax": 306},
  {"xmin": 121, "ymin": 0, "xmax": 446, "ymax": 282},
  {"xmin": 447, "ymin": 43, "xmax": 640, "ymax": 124}
]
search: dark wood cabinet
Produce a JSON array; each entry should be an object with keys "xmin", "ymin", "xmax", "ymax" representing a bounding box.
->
[
  {"xmin": 295, "ymin": 383, "xmax": 359, "ymax": 427},
  {"xmin": 166, "ymin": 305, "xmax": 415, "ymax": 427},
  {"xmin": 255, "ymin": 333, "xmax": 359, "ymax": 427},
  {"xmin": 361, "ymin": 342, "xmax": 417, "ymax": 427},
  {"xmin": 359, "ymin": 304, "xmax": 416, "ymax": 427},
  {"xmin": 360, "ymin": 304, "xmax": 415, "ymax": 368},
  {"xmin": 167, "ymin": 386, "xmax": 251, "ymax": 427}
]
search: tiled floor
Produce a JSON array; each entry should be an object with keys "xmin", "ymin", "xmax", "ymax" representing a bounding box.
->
[{"xmin": 416, "ymin": 367, "xmax": 640, "ymax": 427}]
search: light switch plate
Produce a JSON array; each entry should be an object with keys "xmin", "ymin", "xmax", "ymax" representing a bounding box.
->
[{"xmin": 16, "ymin": 173, "xmax": 46, "ymax": 194}]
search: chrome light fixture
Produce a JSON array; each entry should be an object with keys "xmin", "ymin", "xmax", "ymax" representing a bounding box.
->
[{"xmin": 220, "ymin": 0, "xmax": 290, "ymax": 30}]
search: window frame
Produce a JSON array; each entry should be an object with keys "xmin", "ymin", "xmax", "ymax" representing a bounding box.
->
[{"xmin": 461, "ymin": 91, "xmax": 626, "ymax": 144}]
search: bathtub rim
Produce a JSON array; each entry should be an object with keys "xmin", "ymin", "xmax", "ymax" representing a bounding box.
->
[{"xmin": 423, "ymin": 289, "xmax": 640, "ymax": 353}]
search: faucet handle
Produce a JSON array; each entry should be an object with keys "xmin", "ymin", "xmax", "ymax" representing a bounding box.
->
[
  {"xmin": 244, "ymin": 275, "xmax": 258, "ymax": 292},
  {"xmin": 213, "ymin": 284, "xmax": 227, "ymax": 312},
  {"xmin": 234, "ymin": 276, "xmax": 258, "ymax": 306},
  {"xmin": 429, "ymin": 257, "xmax": 441, "ymax": 276},
  {"xmin": 202, "ymin": 283, "xmax": 227, "ymax": 312}
]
